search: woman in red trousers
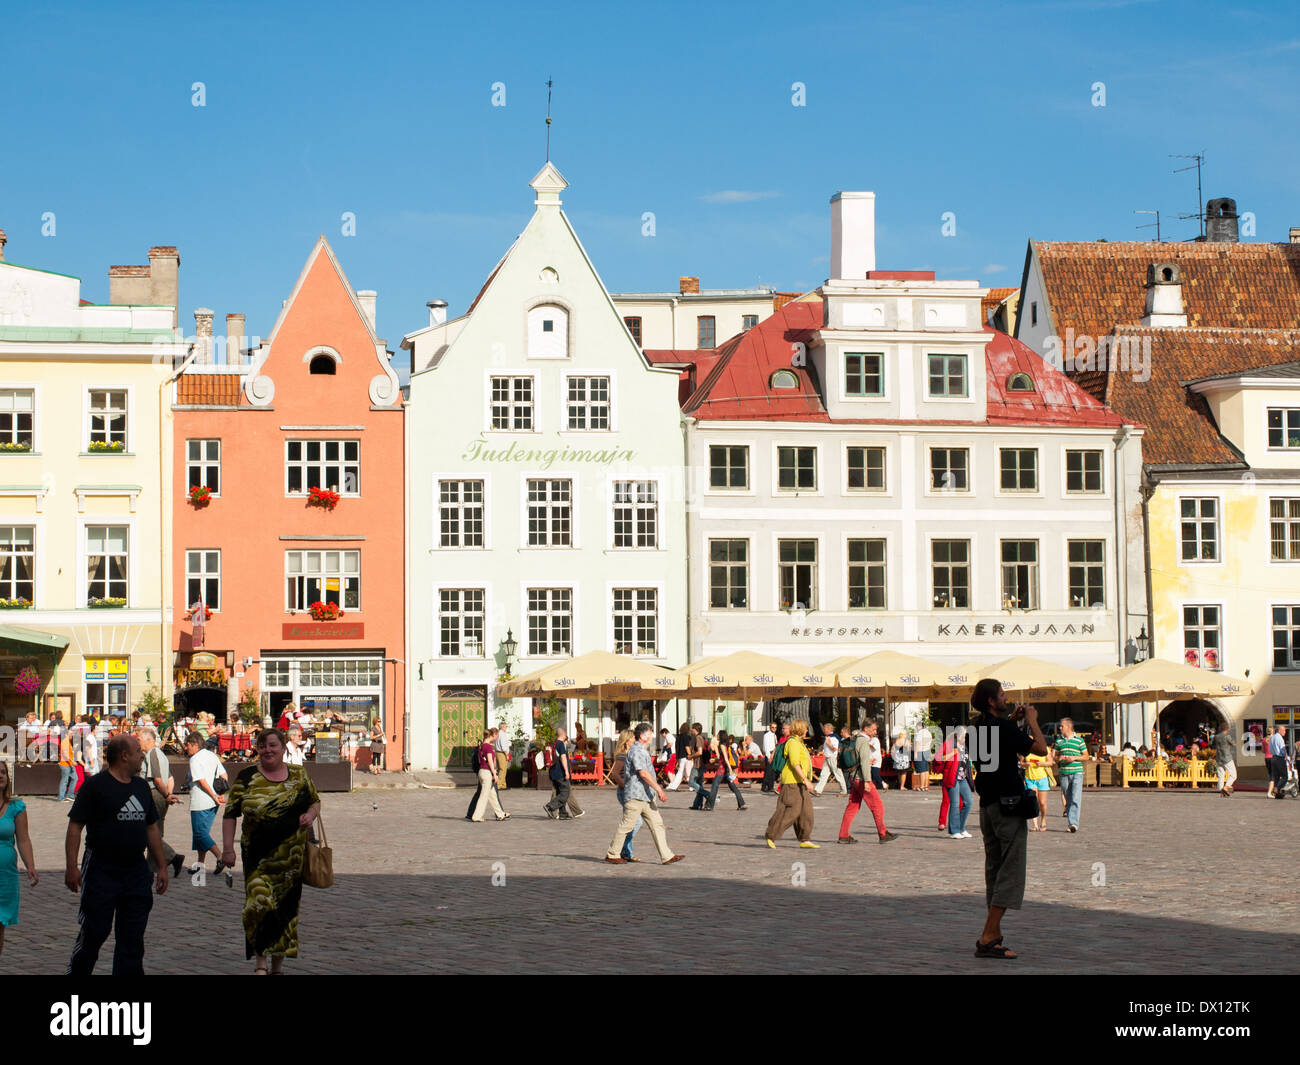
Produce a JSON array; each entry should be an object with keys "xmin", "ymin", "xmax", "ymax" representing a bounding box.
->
[{"xmin": 933, "ymin": 732, "xmax": 968, "ymax": 832}]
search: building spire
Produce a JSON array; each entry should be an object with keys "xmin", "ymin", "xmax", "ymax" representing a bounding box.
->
[{"xmin": 545, "ymin": 78, "xmax": 553, "ymax": 162}]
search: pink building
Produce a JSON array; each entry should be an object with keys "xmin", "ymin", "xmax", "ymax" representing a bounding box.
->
[{"xmin": 171, "ymin": 238, "xmax": 405, "ymax": 766}]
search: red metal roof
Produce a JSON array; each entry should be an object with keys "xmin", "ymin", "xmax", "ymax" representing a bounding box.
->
[{"xmin": 684, "ymin": 298, "xmax": 1132, "ymax": 429}]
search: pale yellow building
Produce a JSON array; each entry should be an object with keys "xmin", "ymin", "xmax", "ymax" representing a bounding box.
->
[{"xmin": 0, "ymin": 233, "xmax": 184, "ymax": 726}]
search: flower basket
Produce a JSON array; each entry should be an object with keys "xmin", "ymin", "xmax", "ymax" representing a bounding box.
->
[
  {"xmin": 308, "ymin": 600, "xmax": 342, "ymax": 621},
  {"xmin": 88, "ymin": 440, "xmax": 125, "ymax": 452},
  {"xmin": 0, "ymin": 598, "xmax": 32, "ymax": 609},
  {"xmin": 185, "ymin": 605, "xmax": 213, "ymax": 621},
  {"xmin": 13, "ymin": 667, "xmax": 40, "ymax": 695},
  {"xmin": 88, "ymin": 597, "xmax": 127, "ymax": 608},
  {"xmin": 0, "ymin": 442, "xmax": 32, "ymax": 453},
  {"xmin": 307, "ymin": 487, "xmax": 340, "ymax": 510},
  {"xmin": 188, "ymin": 485, "xmax": 211, "ymax": 506}
]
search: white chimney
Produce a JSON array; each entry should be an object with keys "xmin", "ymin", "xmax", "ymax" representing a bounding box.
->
[
  {"xmin": 1290, "ymin": 228, "xmax": 1300, "ymax": 244},
  {"xmin": 427, "ymin": 299, "xmax": 448, "ymax": 327},
  {"xmin": 830, "ymin": 191, "xmax": 876, "ymax": 281},
  {"xmin": 356, "ymin": 290, "xmax": 377, "ymax": 332},
  {"xmin": 1141, "ymin": 263, "xmax": 1187, "ymax": 328},
  {"xmin": 194, "ymin": 308, "xmax": 214, "ymax": 364}
]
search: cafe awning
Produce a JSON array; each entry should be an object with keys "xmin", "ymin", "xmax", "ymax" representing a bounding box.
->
[{"xmin": 0, "ymin": 624, "xmax": 69, "ymax": 656}]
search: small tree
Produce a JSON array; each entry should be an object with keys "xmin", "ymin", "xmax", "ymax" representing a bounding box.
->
[
  {"xmin": 532, "ymin": 697, "xmax": 564, "ymax": 750},
  {"xmin": 238, "ymin": 687, "xmax": 262, "ymax": 725}
]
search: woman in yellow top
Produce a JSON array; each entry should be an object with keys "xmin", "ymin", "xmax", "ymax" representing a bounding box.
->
[
  {"xmin": 764, "ymin": 720, "xmax": 818, "ymax": 849},
  {"xmin": 1022, "ymin": 751, "xmax": 1054, "ymax": 831}
]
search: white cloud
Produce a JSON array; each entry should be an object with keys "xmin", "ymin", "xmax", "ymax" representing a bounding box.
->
[
  {"xmin": 701, "ymin": 190, "xmax": 781, "ymax": 204},
  {"xmin": 982, "ymin": 263, "xmax": 1008, "ymax": 274}
]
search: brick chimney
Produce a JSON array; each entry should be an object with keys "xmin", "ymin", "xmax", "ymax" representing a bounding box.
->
[
  {"xmin": 1141, "ymin": 263, "xmax": 1187, "ymax": 328},
  {"xmin": 109, "ymin": 245, "xmax": 181, "ymax": 325},
  {"xmin": 194, "ymin": 308, "xmax": 214, "ymax": 364},
  {"xmin": 679, "ymin": 276, "xmax": 699, "ymax": 295},
  {"xmin": 1290, "ymin": 228, "xmax": 1300, "ymax": 245},
  {"xmin": 0, "ymin": 230, "xmax": 7, "ymax": 262},
  {"xmin": 225, "ymin": 313, "xmax": 245, "ymax": 364},
  {"xmin": 1205, "ymin": 198, "xmax": 1239, "ymax": 243}
]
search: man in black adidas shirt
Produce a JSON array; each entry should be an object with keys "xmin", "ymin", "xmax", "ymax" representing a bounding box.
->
[{"xmin": 65, "ymin": 731, "xmax": 168, "ymax": 975}]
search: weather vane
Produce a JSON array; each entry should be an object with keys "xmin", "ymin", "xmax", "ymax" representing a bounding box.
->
[{"xmin": 546, "ymin": 78, "xmax": 553, "ymax": 161}]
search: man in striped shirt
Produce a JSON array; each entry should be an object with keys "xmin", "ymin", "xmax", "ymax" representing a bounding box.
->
[{"xmin": 1053, "ymin": 719, "xmax": 1089, "ymax": 833}]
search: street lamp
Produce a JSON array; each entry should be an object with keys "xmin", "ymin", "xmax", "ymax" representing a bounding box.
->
[
  {"xmin": 501, "ymin": 629, "xmax": 518, "ymax": 677},
  {"xmin": 1135, "ymin": 626, "xmax": 1149, "ymax": 662}
]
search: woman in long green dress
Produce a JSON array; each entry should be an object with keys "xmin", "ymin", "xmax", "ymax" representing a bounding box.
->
[{"xmin": 222, "ymin": 728, "xmax": 321, "ymax": 974}]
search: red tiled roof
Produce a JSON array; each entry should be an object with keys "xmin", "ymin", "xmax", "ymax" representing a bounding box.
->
[
  {"xmin": 176, "ymin": 375, "xmax": 242, "ymax": 406},
  {"xmin": 684, "ymin": 299, "xmax": 1126, "ymax": 428},
  {"xmin": 981, "ymin": 286, "xmax": 1017, "ymax": 321},
  {"xmin": 773, "ymin": 291, "xmax": 806, "ymax": 311}
]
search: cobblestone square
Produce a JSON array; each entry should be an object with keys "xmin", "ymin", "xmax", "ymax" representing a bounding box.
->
[{"xmin": 5, "ymin": 783, "xmax": 1296, "ymax": 975}]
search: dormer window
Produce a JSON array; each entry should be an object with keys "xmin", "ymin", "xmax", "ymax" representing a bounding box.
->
[
  {"xmin": 1006, "ymin": 372, "xmax": 1035, "ymax": 392},
  {"xmin": 527, "ymin": 304, "xmax": 568, "ymax": 357},
  {"xmin": 310, "ymin": 355, "xmax": 336, "ymax": 376},
  {"xmin": 770, "ymin": 370, "xmax": 799, "ymax": 390}
]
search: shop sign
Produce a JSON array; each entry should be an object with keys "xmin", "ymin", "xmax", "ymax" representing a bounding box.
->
[
  {"xmin": 84, "ymin": 657, "xmax": 128, "ymax": 681},
  {"xmin": 282, "ymin": 622, "xmax": 364, "ymax": 640},
  {"xmin": 175, "ymin": 669, "xmax": 225, "ymax": 688},
  {"xmin": 934, "ymin": 622, "xmax": 1096, "ymax": 638},
  {"xmin": 780, "ymin": 618, "xmax": 1104, "ymax": 640}
]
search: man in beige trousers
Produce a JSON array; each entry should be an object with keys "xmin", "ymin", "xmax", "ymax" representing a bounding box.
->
[{"xmin": 604, "ymin": 723, "xmax": 684, "ymax": 866}]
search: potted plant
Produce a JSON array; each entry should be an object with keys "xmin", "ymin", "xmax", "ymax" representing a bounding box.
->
[
  {"xmin": 0, "ymin": 597, "xmax": 32, "ymax": 609},
  {"xmin": 188, "ymin": 484, "xmax": 211, "ymax": 506},
  {"xmin": 14, "ymin": 666, "xmax": 40, "ymax": 697},
  {"xmin": 185, "ymin": 604, "xmax": 213, "ymax": 621},
  {"xmin": 308, "ymin": 601, "xmax": 342, "ymax": 622},
  {"xmin": 530, "ymin": 697, "xmax": 564, "ymax": 790},
  {"xmin": 307, "ymin": 486, "xmax": 340, "ymax": 510},
  {"xmin": 0, "ymin": 441, "xmax": 32, "ymax": 452},
  {"xmin": 88, "ymin": 597, "xmax": 128, "ymax": 608},
  {"xmin": 88, "ymin": 440, "xmax": 125, "ymax": 452}
]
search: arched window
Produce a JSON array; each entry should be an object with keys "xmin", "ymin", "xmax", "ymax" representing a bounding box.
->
[
  {"xmin": 527, "ymin": 304, "xmax": 569, "ymax": 357},
  {"xmin": 770, "ymin": 370, "xmax": 799, "ymax": 390},
  {"xmin": 310, "ymin": 354, "xmax": 337, "ymax": 375},
  {"xmin": 1006, "ymin": 372, "xmax": 1035, "ymax": 392}
]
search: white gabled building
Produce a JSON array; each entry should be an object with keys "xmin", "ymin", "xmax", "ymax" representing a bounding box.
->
[
  {"xmin": 401, "ymin": 165, "xmax": 688, "ymax": 770},
  {"xmin": 675, "ymin": 192, "xmax": 1148, "ymax": 739}
]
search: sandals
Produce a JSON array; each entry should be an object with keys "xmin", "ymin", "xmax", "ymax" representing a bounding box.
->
[
  {"xmin": 254, "ymin": 966, "xmax": 268, "ymax": 975},
  {"xmin": 974, "ymin": 937, "xmax": 1016, "ymax": 959}
]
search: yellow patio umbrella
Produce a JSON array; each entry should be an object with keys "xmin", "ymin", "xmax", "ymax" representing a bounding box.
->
[
  {"xmin": 977, "ymin": 656, "xmax": 1116, "ymax": 702},
  {"xmin": 830, "ymin": 649, "xmax": 956, "ymax": 700},
  {"xmin": 1105, "ymin": 659, "xmax": 1253, "ymax": 702},
  {"xmin": 927, "ymin": 661, "xmax": 990, "ymax": 702},
  {"xmin": 496, "ymin": 649, "xmax": 684, "ymax": 700},
  {"xmin": 674, "ymin": 650, "xmax": 833, "ymax": 700}
]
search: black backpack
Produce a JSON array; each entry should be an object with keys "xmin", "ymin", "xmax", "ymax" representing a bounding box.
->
[{"xmin": 839, "ymin": 739, "xmax": 860, "ymax": 773}]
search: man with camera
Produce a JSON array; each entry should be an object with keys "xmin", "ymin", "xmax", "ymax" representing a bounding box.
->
[{"xmin": 970, "ymin": 677, "xmax": 1047, "ymax": 960}]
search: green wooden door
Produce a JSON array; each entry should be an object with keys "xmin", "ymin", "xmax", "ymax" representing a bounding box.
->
[{"xmin": 438, "ymin": 686, "xmax": 487, "ymax": 769}]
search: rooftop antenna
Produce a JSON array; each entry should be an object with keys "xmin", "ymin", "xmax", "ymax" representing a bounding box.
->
[
  {"xmin": 545, "ymin": 78, "xmax": 553, "ymax": 161},
  {"xmin": 1134, "ymin": 209, "xmax": 1161, "ymax": 242},
  {"xmin": 1170, "ymin": 152, "xmax": 1206, "ymax": 238}
]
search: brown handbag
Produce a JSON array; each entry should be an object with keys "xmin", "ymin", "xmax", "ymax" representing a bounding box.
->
[{"xmin": 302, "ymin": 813, "xmax": 333, "ymax": 889}]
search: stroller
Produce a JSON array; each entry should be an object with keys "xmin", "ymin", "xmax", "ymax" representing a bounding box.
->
[{"xmin": 1282, "ymin": 759, "xmax": 1299, "ymax": 799}]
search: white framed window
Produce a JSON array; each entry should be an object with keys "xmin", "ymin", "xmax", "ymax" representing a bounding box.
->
[
  {"xmin": 1270, "ymin": 498, "xmax": 1300, "ymax": 561},
  {"xmin": 86, "ymin": 525, "xmax": 129, "ymax": 604},
  {"xmin": 844, "ymin": 353, "xmax": 884, "ymax": 397},
  {"xmin": 439, "ymin": 480, "xmax": 484, "ymax": 548},
  {"xmin": 778, "ymin": 539, "xmax": 817, "ymax": 611},
  {"xmin": 285, "ymin": 550, "xmax": 360, "ymax": 611},
  {"xmin": 1267, "ymin": 408, "xmax": 1300, "ymax": 449},
  {"xmin": 566, "ymin": 376, "xmax": 610, "ymax": 430},
  {"xmin": 185, "ymin": 549, "xmax": 221, "ymax": 611},
  {"xmin": 285, "ymin": 440, "xmax": 359, "ymax": 496},
  {"xmin": 929, "ymin": 448, "xmax": 969, "ymax": 491},
  {"xmin": 1272, "ymin": 606, "xmax": 1300, "ymax": 671},
  {"xmin": 777, "ymin": 446, "xmax": 816, "ymax": 491},
  {"xmin": 1000, "ymin": 540, "xmax": 1039, "ymax": 610},
  {"xmin": 491, "ymin": 376, "xmax": 534, "ymax": 430},
  {"xmin": 709, "ymin": 539, "xmax": 748, "ymax": 610},
  {"xmin": 186, "ymin": 439, "xmax": 221, "ymax": 496},
  {"xmin": 439, "ymin": 589, "xmax": 485, "ymax": 657},
  {"xmin": 262, "ymin": 660, "xmax": 291, "ymax": 688},
  {"xmin": 1180, "ymin": 497, "xmax": 1219, "ymax": 562},
  {"xmin": 846, "ymin": 446, "xmax": 886, "ymax": 492},
  {"xmin": 999, "ymin": 448, "xmax": 1039, "ymax": 492},
  {"xmin": 932, "ymin": 540, "xmax": 970, "ymax": 609},
  {"xmin": 742, "ymin": 314, "xmax": 759, "ymax": 330},
  {"xmin": 527, "ymin": 304, "xmax": 569, "ymax": 358},
  {"xmin": 88, "ymin": 389, "xmax": 127, "ymax": 448},
  {"xmin": 0, "ymin": 526, "xmax": 34, "ymax": 603},
  {"xmin": 612, "ymin": 588, "xmax": 658, "ymax": 656},
  {"xmin": 1186, "ymin": 604, "xmax": 1222, "ymax": 670},
  {"xmin": 1067, "ymin": 540, "xmax": 1105, "ymax": 608},
  {"xmin": 612, "ymin": 481, "xmax": 657, "ymax": 548},
  {"xmin": 527, "ymin": 588, "xmax": 572, "ymax": 656},
  {"xmin": 85, "ymin": 676, "xmax": 128, "ymax": 720},
  {"xmin": 927, "ymin": 354, "xmax": 967, "ymax": 398},
  {"xmin": 848, "ymin": 539, "xmax": 886, "ymax": 609},
  {"xmin": 0, "ymin": 389, "xmax": 34, "ymax": 449},
  {"xmin": 1065, "ymin": 450, "xmax": 1103, "ymax": 494},
  {"xmin": 697, "ymin": 316, "xmax": 716, "ymax": 349},
  {"xmin": 526, "ymin": 479, "xmax": 572, "ymax": 546},
  {"xmin": 709, "ymin": 445, "xmax": 749, "ymax": 490}
]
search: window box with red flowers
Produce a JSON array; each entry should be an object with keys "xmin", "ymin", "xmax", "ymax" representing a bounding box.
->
[
  {"xmin": 307, "ymin": 487, "xmax": 340, "ymax": 510},
  {"xmin": 185, "ymin": 605, "xmax": 213, "ymax": 621},
  {"xmin": 309, "ymin": 601, "xmax": 343, "ymax": 621},
  {"xmin": 188, "ymin": 485, "xmax": 212, "ymax": 507}
]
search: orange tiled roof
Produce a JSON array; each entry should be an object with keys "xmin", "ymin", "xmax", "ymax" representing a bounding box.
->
[
  {"xmin": 176, "ymin": 375, "xmax": 242, "ymax": 406},
  {"xmin": 981, "ymin": 286, "xmax": 1017, "ymax": 320}
]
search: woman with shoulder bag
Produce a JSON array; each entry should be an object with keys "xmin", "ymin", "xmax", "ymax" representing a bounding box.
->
[
  {"xmin": 704, "ymin": 731, "xmax": 748, "ymax": 812},
  {"xmin": 945, "ymin": 727, "xmax": 974, "ymax": 839},
  {"xmin": 221, "ymin": 728, "xmax": 321, "ymax": 975},
  {"xmin": 609, "ymin": 730, "xmax": 642, "ymax": 861}
]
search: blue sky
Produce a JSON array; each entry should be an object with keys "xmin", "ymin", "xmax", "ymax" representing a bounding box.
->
[{"xmin": 1, "ymin": 0, "xmax": 1296, "ymax": 349}]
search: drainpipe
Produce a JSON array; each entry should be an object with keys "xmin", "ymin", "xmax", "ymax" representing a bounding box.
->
[
  {"xmin": 160, "ymin": 340, "xmax": 200, "ymax": 708},
  {"xmin": 403, "ymin": 378, "xmax": 411, "ymax": 771},
  {"xmin": 682, "ymin": 414, "xmax": 694, "ymax": 733},
  {"xmin": 1112, "ymin": 424, "xmax": 1132, "ymax": 749}
]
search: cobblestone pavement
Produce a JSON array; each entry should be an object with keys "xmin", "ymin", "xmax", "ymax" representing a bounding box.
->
[{"xmin": 5, "ymin": 783, "xmax": 1297, "ymax": 974}]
